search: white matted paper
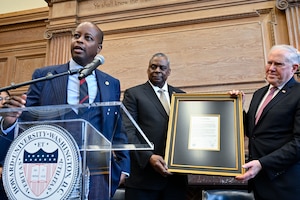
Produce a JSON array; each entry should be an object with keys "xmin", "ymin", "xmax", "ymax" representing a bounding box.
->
[{"xmin": 188, "ymin": 115, "xmax": 220, "ymax": 150}]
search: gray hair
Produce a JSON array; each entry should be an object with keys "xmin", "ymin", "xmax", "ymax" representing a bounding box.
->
[
  {"xmin": 149, "ymin": 53, "xmax": 170, "ymax": 66},
  {"xmin": 270, "ymin": 44, "xmax": 300, "ymax": 65}
]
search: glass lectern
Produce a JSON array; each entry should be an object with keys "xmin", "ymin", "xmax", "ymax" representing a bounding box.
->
[{"xmin": 0, "ymin": 102, "xmax": 153, "ymax": 200}]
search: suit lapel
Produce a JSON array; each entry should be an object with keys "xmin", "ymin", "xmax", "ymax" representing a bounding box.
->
[
  {"xmin": 257, "ymin": 78, "xmax": 296, "ymax": 124},
  {"xmin": 253, "ymin": 86, "xmax": 268, "ymax": 113},
  {"xmin": 143, "ymin": 82, "xmax": 168, "ymax": 117},
  {"xmin": 265, "ymin": 79, "xmax": 295, "ymax": 110},
  {"xmin": 95, "ymin": 70, "xmax": 109, "ymax": 102},
  {"xmin": 167, "ymin": 85, "xmax": 175, "ymax": 98},
  {"xmin": 52, "ymin": 64, "xmax": 69, "ymax": 104},
  {"xmin": 167, "ymin": 85, "xmax": 177, "ymax": 105}
]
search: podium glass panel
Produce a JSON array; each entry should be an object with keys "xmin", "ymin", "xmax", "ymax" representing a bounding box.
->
[{"xmin": 0, "ymin": 102, "xmax": 153, "ymax": 200}]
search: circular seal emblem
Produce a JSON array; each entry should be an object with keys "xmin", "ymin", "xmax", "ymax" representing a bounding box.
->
[{"xmin": 3, "ymin": 124, "xmax": 81, "ymax": 200}]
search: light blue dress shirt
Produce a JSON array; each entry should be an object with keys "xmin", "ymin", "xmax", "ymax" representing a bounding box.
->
[{"xmin": 68, "ymin": 58, "xmax": 98, "ymax": 104}]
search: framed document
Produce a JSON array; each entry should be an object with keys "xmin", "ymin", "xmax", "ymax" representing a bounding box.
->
[{"xmin": 164, "ymin": 93, "xmax": 245, "ymax": 176}]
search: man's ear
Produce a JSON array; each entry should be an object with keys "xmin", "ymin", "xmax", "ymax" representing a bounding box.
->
[
  {"xmin": 167, "ymin": 68, "xmax": 171, "ymax": 76},
  {"xmin": 97, "ymin": 44, "xmax": 102, "ymax": 53},
  {"xmin": 293, "ymin": 64, "xmax": 299, "ymax": 72}
]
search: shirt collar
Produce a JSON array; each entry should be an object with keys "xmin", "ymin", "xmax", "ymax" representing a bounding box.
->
[
  {"xmin": 69, "ymin": 58, "xmax": 96, "ymax": 76},
  {"xmin": 69, "ymin": 58, "xmax": 82, "ymax": 70},
  {"xmin": 148, "ymin": 81, "xmax": 168, "ymax": 93}
]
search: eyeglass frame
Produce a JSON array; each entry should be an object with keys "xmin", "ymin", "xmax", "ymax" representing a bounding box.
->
[{"xmin": 0, "ymin": 96, "xmax": 10, "ymax": 101}]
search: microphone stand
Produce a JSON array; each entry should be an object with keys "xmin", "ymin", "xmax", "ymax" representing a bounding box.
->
[{"xmin": 0, "ymin": 69, "xmax": 80, "ymax": 92}]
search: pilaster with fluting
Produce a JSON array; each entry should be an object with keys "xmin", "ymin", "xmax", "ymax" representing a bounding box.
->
[
  {"xmin": 43, "ymin": 0, "xmax": 78, "ymax": 65},
  {"xmin": 276, "ymin": 0, "xmax": 300, "ymax": 49}
]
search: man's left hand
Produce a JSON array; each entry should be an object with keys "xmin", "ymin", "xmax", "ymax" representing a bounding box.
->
[
  {"xmin": 119, "ymin": 173, "xmax": 127, "ymax": 186},
  {"xmin": 235, "ymin": 160, "xmax": 262, "ymax": 181}
]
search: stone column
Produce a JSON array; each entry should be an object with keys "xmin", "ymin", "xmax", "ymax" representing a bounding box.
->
[
  {"xmin": 43, "ymin": 0, "xmax": 78, "ymax": 65},
  {"xmin": 44, "ymin": 29, "xmax": 74, "ymax": 65},
  {"xmin": 276, "ymin": 0, "xmax": 300, "ymax": 49}
]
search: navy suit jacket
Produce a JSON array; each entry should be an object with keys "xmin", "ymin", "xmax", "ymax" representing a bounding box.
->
[
  {"xmin": 0, "ymin": 63, "xmax": 130, "ymax": 197},
  {"xmin": 0, "ymin": 122, "xmax": 14, "ymax": 166},
  {"xmin": 122, "ymin": 82, "xmax": 187, "ymax": 190},
  {"xmin": 245, "ymin": 77, "xmax": 300, "ymax": 199}
]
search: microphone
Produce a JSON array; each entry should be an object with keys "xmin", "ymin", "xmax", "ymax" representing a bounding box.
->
[{"xmin": 78, "ymin": 55, "xmax": 105, "ymax": 80}]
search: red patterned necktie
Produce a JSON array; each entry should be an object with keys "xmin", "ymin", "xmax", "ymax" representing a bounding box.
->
[
  {"xmin": 79, "ymin": 78, "xmax": 89, "ymax": 115},
  {"xmin": 255, "ymin": 87, "xmax": 277, "ymax": 124},
  {"xmin": 79, "ymin": 78, "xmax": 89, "ymax": 104}
]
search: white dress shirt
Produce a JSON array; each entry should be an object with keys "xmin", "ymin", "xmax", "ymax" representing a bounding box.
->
[{"xmin": 148, "ymin": 81, "xmax": 170, "ymax": 106}]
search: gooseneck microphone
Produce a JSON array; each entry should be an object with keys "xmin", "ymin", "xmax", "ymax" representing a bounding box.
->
[{"xmin": 78, "ymin": 55, "xmax": 105, "ymax": 80}]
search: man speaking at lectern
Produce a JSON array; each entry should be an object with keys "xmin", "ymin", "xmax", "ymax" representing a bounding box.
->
[{"xmin": 0, "ymin": 21, "xmax": 130, "ymax": 199}]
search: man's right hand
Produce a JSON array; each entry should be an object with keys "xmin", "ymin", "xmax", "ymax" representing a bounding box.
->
[
  {"xmin": 149, "ymin": 154, "xmax": 172, "ymax": 177},
  {"xmin": 1, "ymin": 94, "xmax": 27, "ymax": 129}
]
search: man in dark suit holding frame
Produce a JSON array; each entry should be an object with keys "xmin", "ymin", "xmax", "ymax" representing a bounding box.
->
[
  {"xmin": 122, "ymin": 53, "xmax": 187, "ymax": 200},
  {"xmin": 230, "ymin": 44, "xmax": 300, "ymax": 200}
]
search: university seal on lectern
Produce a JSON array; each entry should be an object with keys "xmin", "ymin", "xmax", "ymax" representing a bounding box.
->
[{"xmin": 3, "ymin": 124, "xmax": 82, "ymax": 200}]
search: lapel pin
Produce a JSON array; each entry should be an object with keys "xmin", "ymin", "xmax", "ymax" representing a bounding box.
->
[
  {"xmin": 105, "ymin": 81, "xmax": 109, "ymax": 86},
  {"xmin": 281, "ymin": 90, "xmax": 286, "ymax": 93}
]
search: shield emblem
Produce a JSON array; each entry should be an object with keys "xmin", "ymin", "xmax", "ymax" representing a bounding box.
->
[{"xmin": 23, "ymin": 149, "xmax": 58, "ymax": 197}]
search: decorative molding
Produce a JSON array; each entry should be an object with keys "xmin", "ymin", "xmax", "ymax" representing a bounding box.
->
[
  {"xmin": 0, "ymin": 43, "xmax": 46, "ymax": 53},
  {"xmin": 44, "ymin": 28, "xmax": 75, "ymax": 39},
  {"xmin": 45, "ymin": 0, "xmax": 73, "ymax": 6},
  {"xmin": 0, "ymin": 21, "xmax": 46, "ymax": 33},
  {"xmin": 269, "ymin": 8, "xmax": 277, "ymax": 46},
  {"xmin": 276, "ymin": 0, "xmax": 289, "ymax": 10},
  {"xmin": 0, "ymin": 7, "xmax": 48, "ymax": 26},
  {"xmin": 85, "ymin": 1, "xmax": 272, "ymax": 23},
  {"xmin": 101, "ymin": 8, "xmax": 270, "ymax": 35},
  {"xmin": 276, "ymin": 0, "xmax": 300, "ymax": 10}
]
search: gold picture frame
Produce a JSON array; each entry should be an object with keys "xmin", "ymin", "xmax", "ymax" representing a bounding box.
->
[{"xmin": 164, "ymin": 93, "xmax": 245, "ymax": 176}]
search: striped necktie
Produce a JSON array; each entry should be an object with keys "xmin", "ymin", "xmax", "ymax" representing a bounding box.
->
[
  {"xmin": 79, "ymin": 78, "xmax": 89, "ymax": 104},
  {"xmin": 79, "ymin": 78, "xmax": 89, "ymax": 115}
]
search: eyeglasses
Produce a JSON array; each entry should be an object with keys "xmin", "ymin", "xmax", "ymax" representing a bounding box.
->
[{"xmin": 0, "ymin": 96, "xmax": 10, "ymax": 101}]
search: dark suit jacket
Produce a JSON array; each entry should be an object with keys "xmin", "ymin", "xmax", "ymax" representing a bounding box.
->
[
  {"xmin": 122, "ymin": 81, "xmax": 187, "ymax": 190},
  {"xmin": 245, "ymin": 77, "xmax": 300, "ymax": 199},
  {"xmin": 0, "ymin": 63, "xmax": 130, "ymax": 197},
  {"xmin": 0, "ymin": 125, "xmax": 14, "ymax": 165}
]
